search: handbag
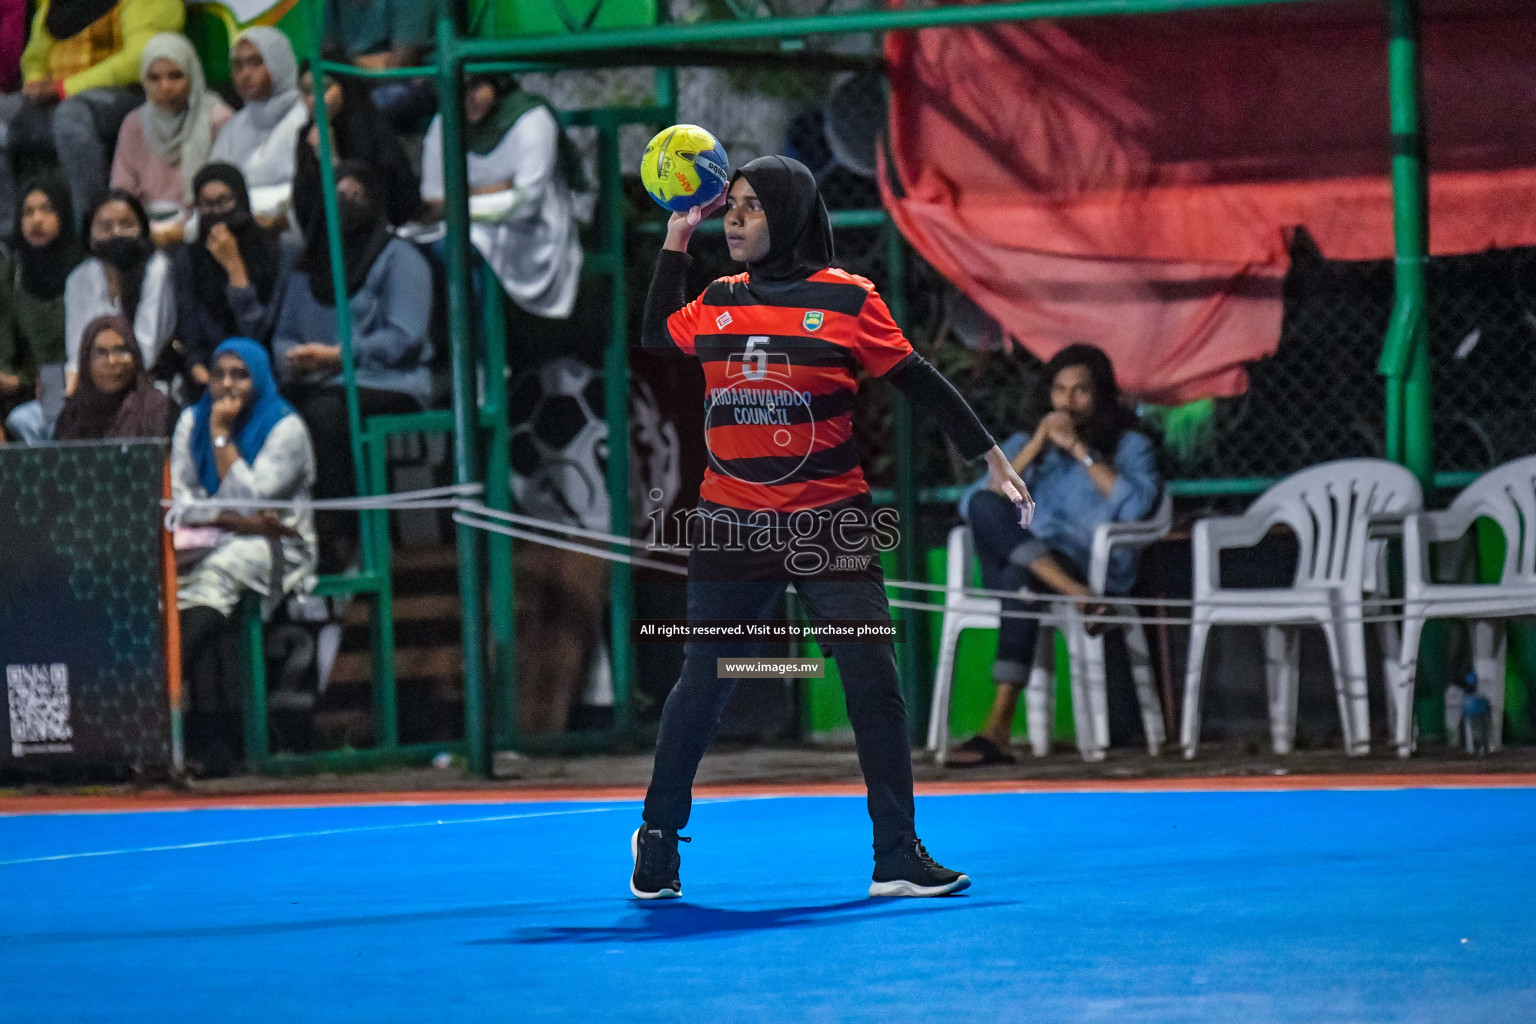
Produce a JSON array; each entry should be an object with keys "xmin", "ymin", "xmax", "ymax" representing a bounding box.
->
[{"xmin": 172, "ymin": 525, "xmax": 224, "ymax": 570}]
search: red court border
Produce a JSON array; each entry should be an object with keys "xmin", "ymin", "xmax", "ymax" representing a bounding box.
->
[{"xmin": 3, "ymin": 773, "xmax": 1534, "ymax": 814}]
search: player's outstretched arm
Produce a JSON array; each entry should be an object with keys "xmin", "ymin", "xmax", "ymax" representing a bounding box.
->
[{"xmin": 881, "ymin": 352, "xmax": 1034, "ymax": 526}]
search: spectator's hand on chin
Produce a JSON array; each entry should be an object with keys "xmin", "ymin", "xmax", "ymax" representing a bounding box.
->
[
  {"xmin": 1040, "ymin": 410, "xmax": 1078, "ymax": 451},
  {"xmin": 205, "ymin": 224, "xmax": 242, "ymax": 272},
  {"xmin": 210, "ymin": 394, "xmax": 243, "ymax": 435}
]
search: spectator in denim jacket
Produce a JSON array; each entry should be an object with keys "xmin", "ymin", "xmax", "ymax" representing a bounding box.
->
[{"xmin": 947, "ymin": 344, "xmax": 1160, "ymax": 767}]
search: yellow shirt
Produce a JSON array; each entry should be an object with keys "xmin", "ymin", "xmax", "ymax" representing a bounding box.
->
[{"xmin": 20, "ymin": 0, "xmax": 185, "ymax": 97}]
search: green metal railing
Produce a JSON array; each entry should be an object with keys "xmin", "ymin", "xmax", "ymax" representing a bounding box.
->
[{"xmin": 287, "ymin": 0, "xmax": 1434, "ymax": 775}]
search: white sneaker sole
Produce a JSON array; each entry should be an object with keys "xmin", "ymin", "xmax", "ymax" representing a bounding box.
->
[
  {"xmin": 868, "ymin": 874, "xmax": 972, "ymax": 898},
  {"xmin": 629, "ymin": 828, "xmax": 681, "ymax": 900}
]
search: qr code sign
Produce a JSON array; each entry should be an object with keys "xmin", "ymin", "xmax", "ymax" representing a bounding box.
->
[{"xmin": 7, "ymin": 663, "xmax": 74, "ymax": 756}]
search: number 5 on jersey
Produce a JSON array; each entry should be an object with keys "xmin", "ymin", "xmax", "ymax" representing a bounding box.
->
[{"xmin": 730, "ymin": 336, "xmax": 790, "ymax": 382}]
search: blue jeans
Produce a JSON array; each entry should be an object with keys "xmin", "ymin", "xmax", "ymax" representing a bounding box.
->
[{"xmin": 968, "ymin": 489, "xmax": 1084, "ymax": 685}]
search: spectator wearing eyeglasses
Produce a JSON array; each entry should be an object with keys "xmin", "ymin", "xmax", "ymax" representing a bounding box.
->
[
  {"xmin": 10, "ymin": 185, "xmax": 175, "ymax": 439},
  {"xmin": 170, "ymin": 163, "xmax": 296, "ymax": 397},
  {"xmin": 52, "ymin": 312, "xmax": 174, "ymax": 439},
  {"xmin": 171, "ymin": 337, "xmax": 316, "ymax": 777}
]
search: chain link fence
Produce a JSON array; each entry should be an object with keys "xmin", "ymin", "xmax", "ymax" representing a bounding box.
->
[{"xmin": 1152, "ymin": 232, "xmax": 1536, "ymax": 483}]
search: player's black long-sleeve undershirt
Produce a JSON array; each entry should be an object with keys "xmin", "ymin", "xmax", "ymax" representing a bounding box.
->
[{"xmin": 641, "ymin": 249, "xmax": 997, "ymax": 462}]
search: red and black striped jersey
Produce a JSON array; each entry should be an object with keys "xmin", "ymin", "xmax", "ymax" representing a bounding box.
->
[{"xmin": 662, "ymin": 267, "xmax": 914, "ymax": 512}]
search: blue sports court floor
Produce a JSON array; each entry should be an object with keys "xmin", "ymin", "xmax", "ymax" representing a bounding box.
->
[{"xmin": 1, "ymin": 782, "xmax": 1533, "ymax": 1022}]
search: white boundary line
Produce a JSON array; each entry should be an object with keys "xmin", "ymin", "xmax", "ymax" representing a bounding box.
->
[{"xmin": 0, "ymin": 804, "xmax": 635, "ymax": 868}]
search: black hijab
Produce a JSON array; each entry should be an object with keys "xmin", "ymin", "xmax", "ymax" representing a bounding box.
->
[
  {"xmin": 13, "ymin": 175, "xmax": 81, "ymax": 301},
  {"xmin": 45, "ymin": 0, "xmax": 117, "ymax": 41},
  {"xmin": 731, "ymin": 155, "xmax": 834, "ymax": 283},
  {"xmin": 83, "ymin": 189, "xmax": 153, "ymax": 328},
  {"xmin": 298, "ymin": 160, "xmax": 393, "ymax": 305},
  {"xmin": 294, "ymin": 60, "xmax": 421, "ymax": 227},
  {"xmin": 190, "ymin": 163, "xmax": 280, "ymax": 322}
]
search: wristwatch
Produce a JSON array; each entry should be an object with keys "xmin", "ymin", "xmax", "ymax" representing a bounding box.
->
[
  {"xmin": 1075, "ymin": 445, "xmax": 1095, "ymax": 468},
  {"xmin": 213, "ymin": 434, "xmax": 231, "ymax": 449}
]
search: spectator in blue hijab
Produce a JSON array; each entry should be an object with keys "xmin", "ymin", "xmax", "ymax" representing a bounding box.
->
[{"xmin": 170, "ymin": 337, "xmax": 317, "ymax": 775}]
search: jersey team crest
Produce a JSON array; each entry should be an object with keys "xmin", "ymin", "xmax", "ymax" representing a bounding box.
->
[{"xmin": 803, "ymin": 310, "xmax": 825, "ymax": 331}]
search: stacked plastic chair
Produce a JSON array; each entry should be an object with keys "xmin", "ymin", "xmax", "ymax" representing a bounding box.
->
[
  {"xmin": 1392, "ymin": 455, "xmax": 1536, "ymax": 756},
  {"xmin": 1180, "ymin": 459, "xmax": 1422, "ymax": 759}
]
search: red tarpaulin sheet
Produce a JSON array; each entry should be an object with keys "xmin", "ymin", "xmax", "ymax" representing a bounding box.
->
[{"xmin": 880, "ymin": 0, "xmax": 1536, "ymax": 403}]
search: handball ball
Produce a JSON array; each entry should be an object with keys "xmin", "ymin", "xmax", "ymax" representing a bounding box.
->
[{"xmin": 641, "ymin": 124, "xmax": 730, "ymax": 213}]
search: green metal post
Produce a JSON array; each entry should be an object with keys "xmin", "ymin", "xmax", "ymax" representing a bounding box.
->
[
  {"xmin": 1381, "ymin": 0, "xmax": 1443, "ymax": 741},
  {"xmin": 437, "ymin": 6, "xmax": 492, "ymax": 776},
  {"xmin": 655, "ymin": 67, "xmax": 677, "ymax": 121},
  {"xmin": 885, "ymin": 225, "xmax": 926, "ymax": 742},
  {"xmin": 307, "ymin": 0, "xmax": 395, "ymax": 749},
  {"xmin": 599, "ymin": 121, "xmax": 636, "ymax": 736},
  {"xmin": 1383, "ymin": 0, "xmax": 1432, "ymax": 484},
  {"xmin": 481, "ymin": 262, "xmax": 518, "ymax": 749},
  {"xmin": 240, "ymin": 593, "xmax": 269, "ymax": 767},
  {"xmin": 1376, "ymin": 0, "xmax": 1431, "ymax": 487},
  {"xmin": 366, "ymin": 433, "xmax": 399, "ymax": 744},
  {"xmin": 305, "ymin": 3, "xmax": 366, "ymax": 498}
]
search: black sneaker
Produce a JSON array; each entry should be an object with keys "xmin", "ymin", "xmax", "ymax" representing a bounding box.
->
[
  {"xmin": 630, "ymin": 826, "xmax": 690, "ymax": 899},
  {"xmin": 869, "ymin": 838, "xmax": 971, "ymax": 897}
]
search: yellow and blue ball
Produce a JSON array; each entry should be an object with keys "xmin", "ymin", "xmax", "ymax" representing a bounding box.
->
[{"xmin": 640, "ymin": 124, "xmax": 730, "ymax": 213}]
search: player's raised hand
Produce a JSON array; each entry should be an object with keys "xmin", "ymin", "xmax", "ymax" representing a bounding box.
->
[{"xmin": 664, "ymin": 191, "xmax": 728, "ymax": 253}]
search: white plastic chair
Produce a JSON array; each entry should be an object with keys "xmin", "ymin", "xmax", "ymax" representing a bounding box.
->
[
  {"xmin": 1392, "ymin": 455, "xmax": 1536, "ymax": 756},
  {"xmin": 927, "ymin": 493, "xmax": 1173, "ymax": 763},
  {"xmin": 1179, "ymin": 459, "xmax": 1422, "ymax": 760}
]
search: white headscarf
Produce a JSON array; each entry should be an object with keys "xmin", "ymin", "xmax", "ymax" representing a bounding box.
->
[
  {"xmin": 230, "ymin": 27, "xmax": 301, "ymax": 132},
  {"xmin": 138, "ymin": 33, "xmax": 218, "ymax": 205}
]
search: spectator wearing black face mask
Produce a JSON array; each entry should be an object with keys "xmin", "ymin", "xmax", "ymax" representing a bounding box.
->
[
  {"xmin": 274, "ymin": 160, "xmax": 430, "ymax": 571},
  {"xmin": 170, "ymin": 163, "xmax": 296, "ymax": 396},
  {"xmin": 61, "ymin": 187, "xmax": 175, "ymax": 395}
]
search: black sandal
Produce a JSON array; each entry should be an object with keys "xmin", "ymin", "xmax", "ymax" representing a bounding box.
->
[{"xmin": 943, "ymin": 734, "xmax": 1017, "ymax": 768}]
